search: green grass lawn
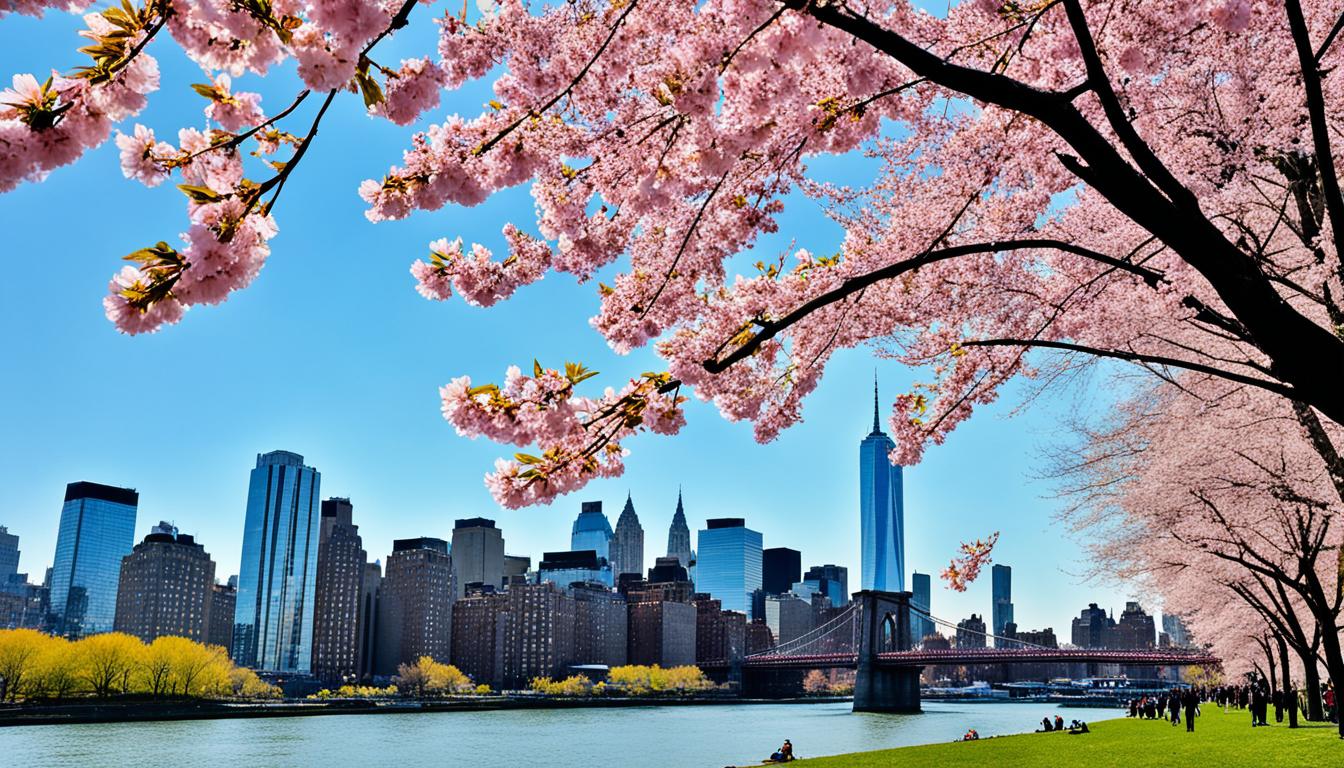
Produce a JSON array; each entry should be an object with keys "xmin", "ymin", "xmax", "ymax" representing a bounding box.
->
[{"xmin": 793, "ymin": 707, "xmax": 1341, "ymax": 767}]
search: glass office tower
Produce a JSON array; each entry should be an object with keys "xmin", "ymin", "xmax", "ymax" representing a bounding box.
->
[
  {"xmin": 860, "ymin": 376, "xmax": 905, "ymax": 592},
  {"xmin": 233, "ymin": 450, "xmax": 321, "ymax": 673},
  {"xmin": 49, "ymin": 482, "xmax": 139, "ymax": 637},
  {"xmin": 695, "ymin": 518, "xmax": 762, "ymax": 616},
  {"xmin": 911, "ymin": 571, "xmax": 932, "ymax": 642},
  {"xmin": 570, "ymin": 501, "xmax": 613, "ymax": 561},
  {"xmin": 991, "ymin": 563, "xmax": 1014, "ymax": 644}
]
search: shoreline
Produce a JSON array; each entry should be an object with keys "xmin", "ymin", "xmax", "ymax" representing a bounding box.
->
[{"xmin": 0, "ymin": 694, "xmax": 853, "ymax": 727}]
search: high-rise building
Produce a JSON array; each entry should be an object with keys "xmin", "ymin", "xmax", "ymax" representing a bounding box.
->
[
  {"xmin": 746, "ymin": 619, "xmax": 775, "ymax": 654},
  {"xmin": 762, "ymin": 548, "xmax": 801, "ymax": 595},
  {"xmin": 1071, "ymin": 603, "xmax": 1113, "ymax": 648},
  {"xmin": 113, "ymin": 524, "xmax": 215, "ymax": 643},
  {"xmin": 500, "ymin": 582, "xmax": 576, "ymax": 689},
  {"xmin": 233, "ymin": 450, "xmax": 322, "ymax": 673},
  {"xmin": 955, "ymin": 614, "xmax": 987, "ymax": 648},
  {"xmin": 691, "ymin": 594, "xmax": 747, "ymax": 665},
  {"xmin": 503, "ymin": 555, "xmax": 531, "ymax": 583},
  {"xmin": 312, "ymin": 498, "xmax": 366, "ymax": 683},
  {"xmin": 696, "ymin": 519, "xmax": 762, "ymax": 616},
  {"xmin": 571, "ymin": 501, "xmax": 613, "ymax": 561},
  {"xmin": 991, "ymin": 563, "xmax": 1014, "ymax": 645},
  {"xmin": 450, "ymin": 589, "xmax": 508, "ymax": 687},
  {"xmin": 377, "ymin": 537, "xmax": 454, "ymax": 674},
  {"xmin": 0, "ymin": 525, "xmax": 18, "ymax": 583},
  {"xmin": 627, "ymin": 598, "xmax": 696, "ymax": 667},
  {"xmin": 666, "ymin": 490, "xmax": 693, "ymax": 569},
  {"xmin": 1162, "ymin": 613, "xmax": 1192, "ymax": 647},
  {"xmin": 50, "ymin": 481, "xmax": 139, "ymax": 637},
  {"xmin": 451, "ymin": 518, "xmax": 505, "ymax": 598},
  {"xmin": 859, "ymin": 376, "xmax": 905, "ymax": 592},
  {"xmin": 910, "ymin": 572, "xmax": 932, "ymax": 642},
  {"xmin": 537, "ymin": 550, "xmax": 612, "ymax": 588},
  {"xmin": 610, "ymin": 494, "xmax": 645, "ymax": 579},
  {"xmin": 800, "ymin": 564, "xmax": 849, "ymax": 606},
  {"xmin": 356, "ymin": 561, "xmax": 381, "ymax": 681},
  {"xmin": 764, "ymin": 593, "xmax": 814, "ymax": 645},
  {"xmin": 571, "ymin": 582, "xmax": 628, "ymax": 667},
  {"xmin": 208, "ymin": 582, "xmax": 236, "ymax": 653},
  {"xmin": 1112, "ymin": 601, "xmax": 1156, "ymax": 648}
]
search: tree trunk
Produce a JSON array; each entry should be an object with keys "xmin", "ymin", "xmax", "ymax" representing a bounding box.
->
[
  {"xmin": 1278, "ymin": 634, "xmax": 1298, "ymax": 728},
  {"xmin": 1317, "ymin": 625, "xmax": 1344, "ymax": 738},
  {"xmin": 1302, "ymin": 657, "xmax": 1324, "ymax": 721}
]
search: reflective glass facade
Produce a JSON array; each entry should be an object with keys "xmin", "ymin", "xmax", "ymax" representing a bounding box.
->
[
  {"xmin": 695, "ymin": 519, "xmax": 762, "ymax": 616},
  {"xmin": 570, "ymin": 501, "xmax": 612, "ymax": 560},
  {"xmin": 910, "ymin": 572, "xmax": 932, "ymax": 642},
  {"xmin": 233, "ymin": 450, "xmax": 321, "ymax": 673},
  {"xmin": 49, "ymin": 482, "xmax": 138, "ymax": 637},
  {"xmin": 991, "ymin": 563, "xmax": 1014, "ymax": 644},
  {"xmin": 860, "ymin": 379, "xmax": 905, "ymax": 592}
]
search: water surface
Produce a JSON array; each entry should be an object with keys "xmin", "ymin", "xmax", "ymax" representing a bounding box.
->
[{"xmin": 0, "ymin": 701, "xmax": 1119, "ymax": 767}]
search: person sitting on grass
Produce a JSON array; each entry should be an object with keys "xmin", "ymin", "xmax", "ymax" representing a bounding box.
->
[
  {"xmin": 1054, "ymin": 715, "xmax": 1065, "ymax": 731},
  {"xmin": 766, "ymin": 739, "xmax": 794, "ymax": 763},
  {"xmin": 1040, "ymin": 716, "xmax": 1053, "ymax": 732},
  {"xmin": 962, "ymin": 729, "xmax": 980, "ymax": 741},
  {"xmin": 1068, "ymin": 720, "xmax": 1090, "ymax": 734}
]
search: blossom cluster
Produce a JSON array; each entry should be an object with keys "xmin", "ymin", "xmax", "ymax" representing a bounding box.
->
[{"xmin": 440, "ymin": 364, "xmax": 685, "ymax": 508}]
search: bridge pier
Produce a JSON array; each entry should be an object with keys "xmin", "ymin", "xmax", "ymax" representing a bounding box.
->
[{"xmin": 852, "ymin": 589, "xmax": 922, "ymax": 713}]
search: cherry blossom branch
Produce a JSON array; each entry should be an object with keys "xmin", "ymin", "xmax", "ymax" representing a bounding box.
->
[
  {"xmin": 189, "ymin": 89, "xmax": 311, "ymax": 161},
  {"xmin": 1314, "ymin": 10, "xmax": 1344, "ymax": 62},
  {"xmin": 1061, "ymin": 0, "xmax": 1194, "ymax": 208},
  {"xmin": 957, "ymin": 338, "xmax": 1298, "ymax": 400},
  {"xmin": 702, "ymin": 238, "xmax": 1164, "ymax": 374},
  {"xmin": 1284, "ymin": 0, "xmax": 1344, "ymax": 273},
  {"xmin": 474, "ymin": 0, "xmax": 640, "ymax": 157}
]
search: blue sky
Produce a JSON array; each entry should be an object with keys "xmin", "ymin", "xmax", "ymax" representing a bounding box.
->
[{"xmin": 0, "ymin": 6, "xmax": 1142, "ymax": 637}]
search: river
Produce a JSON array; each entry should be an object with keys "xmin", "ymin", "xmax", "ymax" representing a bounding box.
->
[{"xmin": 0, "ymin": 701, "xmax": 1119, "ymax": 767}]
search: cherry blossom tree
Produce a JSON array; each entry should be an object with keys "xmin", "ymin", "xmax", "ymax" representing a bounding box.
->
[
  {"xmin": 1056, "ymin": 379, "xmax": 1342, "ymax": 726},
  {"xmin": 5, "ymin": 1, "xmax": 1344, "ymax": 532}
]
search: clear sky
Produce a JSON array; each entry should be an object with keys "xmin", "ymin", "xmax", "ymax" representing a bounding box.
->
[{"xmin": 1, "ymin": 6, "xmax": 1144, "ymax": 638}]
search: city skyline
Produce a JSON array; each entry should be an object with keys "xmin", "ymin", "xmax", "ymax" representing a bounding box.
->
[{"xmin": 1, "ymin": 421, "xmax": 1154, "ymax": 638}]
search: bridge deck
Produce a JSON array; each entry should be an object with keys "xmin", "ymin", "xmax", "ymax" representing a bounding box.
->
[{"xmin": 726, "ymin": 648, "xmax": 1218, "ymax": 669}]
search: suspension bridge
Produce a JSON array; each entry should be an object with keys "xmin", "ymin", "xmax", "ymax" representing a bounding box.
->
[{"xmin": 699, "ymin": 590, "xmax": 1218, "ymax": 712}]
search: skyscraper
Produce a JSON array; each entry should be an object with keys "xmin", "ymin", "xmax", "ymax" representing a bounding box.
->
[
  {"xmin": 1162, "ymin": 613, "xmax": 1191, "ymax": 647},
  {"xmin": 800, "ymin": 563, "xmax": 849, "ymax": 606},
  {"xmin": 860, "ymin": 376, "xmax": 905, "ymax": 592},
  {"xmin": 233, "ymin": 450, "xmax": 322, "ymax": 673},
  {"xmin": 991, "ymin": 563, "xmax": 1014, "ymax": 645},
  {"xmin": 910, "ymin": 571, "xmax": 932, "ymax": 642},
  {"xmin": 451, "ymin": 517, "xmax": 505, "ymax": 598},
  {"xmin": 695, "ymin": 518, "xmax": 762, "ymax": 616},
  {"xmin": 666, "ymin": 489, "xmax": 693, "ymax": 569},
  {"xmin": 762, "ymin": 548, "xmax": 801, "ymax": 595},
  {"xmin": 376, "ymin": 537, "xmax": 454, "ymax": 673},
  {"xmin": 312, "ymin": 498, "xmax": 366, "ymax": 683},
  {"xmin": 356, "ymin": 560, "xmax": 381, "ymax": 681},
  {"xmin": 49, "ymin": 481, "xmax": 139, "ymax": 637},
  {"xmin": 956, "ymin": 614, "xmax": 987, "ymax": 648},
  {"xmin": 114, "ymin": 524, "xmax": 216, "ymax": 643},
  {"xmin": 571, "ymin": 501, "xmax": 613, "ymax": 560},
  {"xmin": 0, "ymin": 525, "xmax": 18, "ymax": 584},
  {"xmin": 611, "ymin": 494, "xmax": 645, "ymax": 578},
  {"xmin": 208, "ymin": 582, "xmax": 236, "ymax": 653}
]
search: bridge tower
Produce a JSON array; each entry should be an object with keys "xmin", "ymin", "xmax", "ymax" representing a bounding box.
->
[{"xmin": 853, "ymin": 589, "xmax": 921, "ymax": 713}]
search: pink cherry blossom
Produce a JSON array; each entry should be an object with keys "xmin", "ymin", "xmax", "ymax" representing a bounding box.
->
[{"xmin": 115, "ymin": 124, "xmax": 173, "ymax": 186}]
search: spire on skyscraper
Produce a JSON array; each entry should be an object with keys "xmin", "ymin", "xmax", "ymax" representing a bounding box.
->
[
  {"xmin": 667, "ymin": 488, "xmax": 692, "ymax": 569},
  {"xmin": 872, "ymin": 370, "xmax": 881, "ymax": 434}
]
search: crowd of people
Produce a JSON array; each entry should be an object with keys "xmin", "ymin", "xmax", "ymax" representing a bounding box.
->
[{"xmin": 1126, "ymin": 687, "xmax": 1200, "ymax": 731}]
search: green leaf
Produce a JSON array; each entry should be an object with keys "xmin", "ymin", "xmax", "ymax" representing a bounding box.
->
[{"xmin": 176, "ymin": 184, "xmax": 224, "ymax": 203}]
